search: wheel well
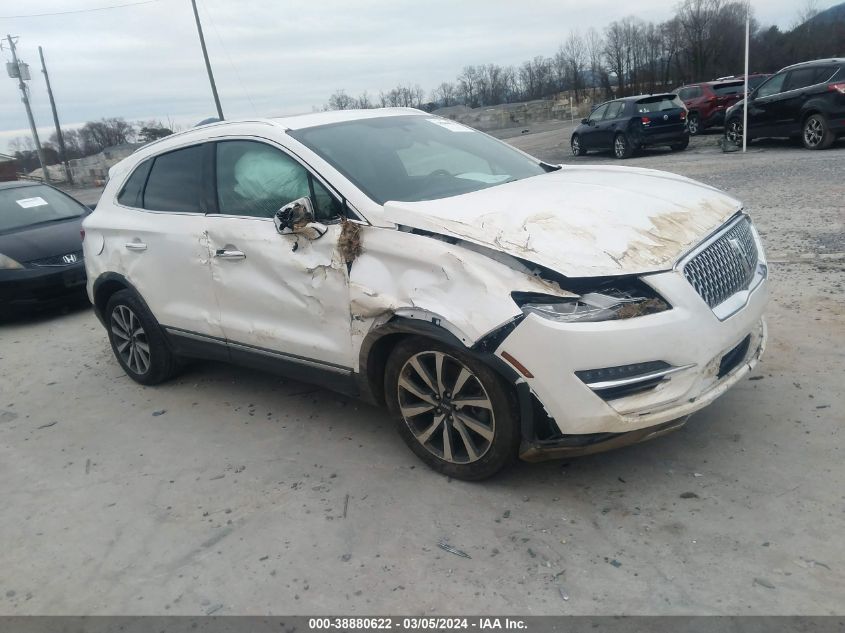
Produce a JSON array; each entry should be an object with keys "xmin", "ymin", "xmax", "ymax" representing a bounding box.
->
[
  {"xmin": 801, "ymin": 109, "xmax": 822, "ymax": 124},
  {"xmin": 364, "ymin": 332, "xmax": 411, "ymax": 406},
  {"xmin": 93, "ymin": 278, "xmax": 129, "ymax": 319}
]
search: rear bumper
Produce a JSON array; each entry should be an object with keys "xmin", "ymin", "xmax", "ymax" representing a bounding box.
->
[
  {"xmin": 0, "ymin": 262, "xmax": 88, "ymax": 308},
  {"xmin": 635, "ymin": 129, "xmax": 689, "ymax": 147}
]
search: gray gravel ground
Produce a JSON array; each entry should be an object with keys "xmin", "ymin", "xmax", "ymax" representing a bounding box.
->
[{"xmin": 1, "ymin": 123, "xmax": 843, "ymax": 615}]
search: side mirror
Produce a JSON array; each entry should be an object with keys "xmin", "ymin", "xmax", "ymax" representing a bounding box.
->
[
  {"xmin": 273, "ymin": 197, "xmax": 326, "ymax": 239},
  {"xmin": 581, "ymin": 118, "xmax": 589, "ymax": 125}
]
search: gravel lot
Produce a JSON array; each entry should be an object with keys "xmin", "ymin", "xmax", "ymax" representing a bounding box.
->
[{"xmin": 1, "ymin": 124, "xmax": 843, "ymax": 615}]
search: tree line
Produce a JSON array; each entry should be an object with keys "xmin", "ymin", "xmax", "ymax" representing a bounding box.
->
[
  {"xmin": 322, "ymin": 0, "xmax": 844, "ymax": 112},
  {"xmin": 8, "ymin": 118, "xmax": 174, "ymax": 174}
]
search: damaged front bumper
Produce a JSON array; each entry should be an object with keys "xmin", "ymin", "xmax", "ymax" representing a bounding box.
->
[{"xmin": 495, "ymin": 263, "xmax": 769, "ymax": 461}]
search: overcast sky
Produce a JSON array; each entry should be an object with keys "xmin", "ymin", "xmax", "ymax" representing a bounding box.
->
[{"xmin": 0, "ymin": 0, "xmax": 826, "ymax": 152}]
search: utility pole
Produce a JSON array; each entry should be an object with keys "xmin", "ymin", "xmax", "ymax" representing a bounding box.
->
[
  {"xmin": 189, "ymin": 0, "xmax": 224, "ymax": 120},
  {"xmin": 4, "ymin": 35, "xmax": 51, "ymax": 182},
  {"xmin": 742, "ymin": 11, "xmax": 749, "ymax": 154},
  {"xmin": 39, "ymin": 46, "xmax": 72, "ymax": 184}
]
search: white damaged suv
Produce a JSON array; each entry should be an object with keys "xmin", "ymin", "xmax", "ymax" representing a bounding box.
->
[{"xmin": 84, "ymin": 108, "xmax": 768, "ymax": 480}]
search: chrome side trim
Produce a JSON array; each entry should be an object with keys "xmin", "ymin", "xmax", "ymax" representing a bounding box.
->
[{"xmin": 584, "ymin": 363, "xmax": 697, "ymax": 391}]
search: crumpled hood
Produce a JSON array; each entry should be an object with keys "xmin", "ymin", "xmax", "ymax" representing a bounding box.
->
[{"xmin": 382, "ymin": 165, "xmax": 742, "ymax": 278}]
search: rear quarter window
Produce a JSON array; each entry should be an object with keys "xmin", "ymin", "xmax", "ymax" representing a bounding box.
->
[
  {"xmin": 713, "ymin": 82, "xmax": 744, "ymax": 95},
  {"xmin": 117, "ymin": 159, "xmax": 152, "ymax": 208},
  {"xmin": 142, "ymin": 145, "xmax": 204, "ymax": 213}
]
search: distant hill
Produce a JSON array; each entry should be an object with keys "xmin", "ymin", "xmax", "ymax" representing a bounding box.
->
[{"xmin": 807, "ymin": 1, "xmax": 845, "ymax": 25}]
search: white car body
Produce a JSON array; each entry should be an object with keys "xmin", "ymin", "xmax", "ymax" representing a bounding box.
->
[{"xmin": 84, "ymin": 108, "xmax": 768, "ymax": 469}]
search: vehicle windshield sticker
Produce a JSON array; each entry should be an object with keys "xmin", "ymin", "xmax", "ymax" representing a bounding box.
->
[
  {"xmin": 427, "ymin": 118, "xmax": 473, "ymax": 132},
  {"xmin": 15, "ymin": 196, "xmax": 49, "ymax": 209}
]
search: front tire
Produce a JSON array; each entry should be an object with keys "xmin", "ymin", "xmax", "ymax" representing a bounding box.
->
[
  {"xmin": 106, "ymin": 290, "xmax": 177, "ymax": 385},
  {"xmin": 613, "ymin": 133, "xmax": 633, "ymax": 159},
  {"xmin": 384, "ymin": 337, "xmax": 519, "ymax": 480},
  {"xmin": 725, "ymin": 118, "xmax": 745, "ymax": 146},
  {"xmin": 802, "ymin": 114, "xmax": 835, "ymax": 150},
  {"xmin": 571, "ymin": 134, "xmax": 586, "ymax": 156}
]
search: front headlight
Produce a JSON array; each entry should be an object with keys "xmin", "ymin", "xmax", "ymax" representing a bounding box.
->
[
  {"xmin": 513, "ymin": 279, "xmax": 670, "ymax": 323},
  {"xmin": 0, "ymin": 253, "xmax": 24, "ymax": 270}
]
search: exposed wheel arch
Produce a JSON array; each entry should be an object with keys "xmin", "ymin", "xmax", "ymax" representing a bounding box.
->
[{"xmin": 92, "ymin": 273, "xmax": 153, "ymax": 327}]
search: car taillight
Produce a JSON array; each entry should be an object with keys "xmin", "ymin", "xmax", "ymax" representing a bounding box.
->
[
  {"xmin": 641, "ymin": 117, "xmax": 651, "ymax": 126},
  {"xmin": 680, "ymin": 111, "xmax": 686, "ymax": 120},
  {"xmin": 829, "ymin": 82, "xmax": 845, "ymax": 94},
  {"xmin": 80, "ymin": 229, "xmax": 85, "ymax": 241}
]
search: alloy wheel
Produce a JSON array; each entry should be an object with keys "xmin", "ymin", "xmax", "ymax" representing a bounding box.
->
[
  {"xmin": 726, "ymin": 120, "xmax": 743, "ymax": 145},
  {"xmin": 803, "ymin": 117, "xmax": 823, "ymax": 148},
  {"xmin": 614, "ymin": 135, "xmax": 627, "ymax": 158},
  {"xmin": 571, "ymin": 136, "xmax": 580, "ymax": 155},
  {"xmin": 111, "ymin": 305, "xmax": 151, "ymax": 375},
  {"xmin": 397, "ymin": 351, "xmax": 495, "ymax": 464},
  {"xmin": 688, "ymin": 115, "xmax": 699, "ymax": 135}
]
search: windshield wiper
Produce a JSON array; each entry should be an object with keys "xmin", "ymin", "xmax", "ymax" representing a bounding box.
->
[{"xmin": 540, "ymin": 162, "xmax": 562, "ymax": 172}]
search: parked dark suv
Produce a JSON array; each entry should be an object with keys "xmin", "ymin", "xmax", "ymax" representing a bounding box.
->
[
  {"xmin": 724, "ymin": 58, "xmax": 845, "ymax": 150},
  {"xmin": 676, "ymin": 80, "xmax": 747, "ymax": 134},
  {"xmin": 571, "ymin": 94, "xmax": 689, "ymax": 159}
]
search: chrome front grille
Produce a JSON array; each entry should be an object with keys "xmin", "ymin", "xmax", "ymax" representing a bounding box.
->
[{"xmin": 683, "ymin": 217, "xmax": 758, "ymax": 308}]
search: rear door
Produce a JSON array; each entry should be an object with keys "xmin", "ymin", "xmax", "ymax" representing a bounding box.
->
[
  {"xmin": 111, "ymin": 144, "xmax": 222, "ymax": 340},
  {"xmin": 205, "ymin": 138, "xmax": 354, "ymax": 371}
]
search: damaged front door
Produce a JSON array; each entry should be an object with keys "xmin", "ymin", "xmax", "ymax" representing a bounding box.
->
[{"xmin": 206, "ymin": 139, "xmax": 353, "ymax": 371}]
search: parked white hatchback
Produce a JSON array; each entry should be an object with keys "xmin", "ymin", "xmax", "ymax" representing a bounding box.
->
[{"xmin": 84, "ymin": 108, "xmax": 768, "ymax": 479}]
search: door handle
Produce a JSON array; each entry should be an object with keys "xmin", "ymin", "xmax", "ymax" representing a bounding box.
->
[
  {"xmin": 215, "ymin": 248, "xmax": 246, "ymax": 260},
  {"xmin": 125, "ymin": 241, "xmax": 147, "ymax": 251}
]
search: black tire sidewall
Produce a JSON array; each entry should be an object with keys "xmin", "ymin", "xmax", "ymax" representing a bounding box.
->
[
  {"xmin": 105, "ymin": 290, "xmax": 175, "ymax": 385},
  {"xmin": 384, "ymin": 336, "xmax": 519, "ymax": 481},
  {"xmin": 803, "ymin": 114, "xmax": 833, "ymax": 150}
]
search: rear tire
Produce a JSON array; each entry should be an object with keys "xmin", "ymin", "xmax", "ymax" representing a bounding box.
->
[
  {"xmin": 671, "ymin": 137, "xmax": 689, "ymax": 151},
  {"xmin": 384, "ymin": 336, "xmax": 519, "ymax": 481},
  {"xmin": 687, "ymin": 112, "xmax": 700, "ymax": 135},
  {"xmin": 613, "ymin": 133, "xmax": 633, "ymax": 159},
  {"xmin": 571, "ymin": 134, "xmax": 587, "ymax": 156},
  {"xmin": 802, "ymin": 114, "xmax": 835, "ymax": 150},
  {"xmin": 105, "ymin": 290, "xmax": 177, "ymax": 385}
]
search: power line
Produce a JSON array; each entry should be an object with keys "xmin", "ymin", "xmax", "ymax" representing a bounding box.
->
[{"xmin": 0, "ymin": 0, "xmax": 159, "ymax": 20}]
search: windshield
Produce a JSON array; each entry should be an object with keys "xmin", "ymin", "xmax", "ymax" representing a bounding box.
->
[
  {"xmin": 0, "ymin": 185, "xmax": 87, "ymax": 233},
  {"xmin": 289, "ymin": 115, "xmax": 547, "ymax": 204}
]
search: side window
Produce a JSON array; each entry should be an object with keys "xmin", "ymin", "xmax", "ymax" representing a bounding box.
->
[
  {"xmin": 677, "ymin": 88, "xmax": 689, "ymax": 100},
  {"xmin": 603, "ymin": 101, "xmax": 625, "ymax": 120},
  {"xmin": 216, "ymin": 140, "xmax": 339, "ymax": 221},
  {"xmin": 117, "ymin": 159, "xmax": 152, "ymax": 208},
  {"xmin": 756, "ymin": 72, "xmax": 787, "ymax": 98},
  {"xmin": 143, "ymin": 145, "xmax": 204, "ymax": 213},
  {"xmin": 690, "ymin": 86, "xmax": 703, "ymax": 98},
  {"xmin": 784, "ymin": 67, "xmax": 821, "ymax": 91},
  {"xmin": 588, "ymin": 104, "xmax": 609, "ymax": 122}
]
